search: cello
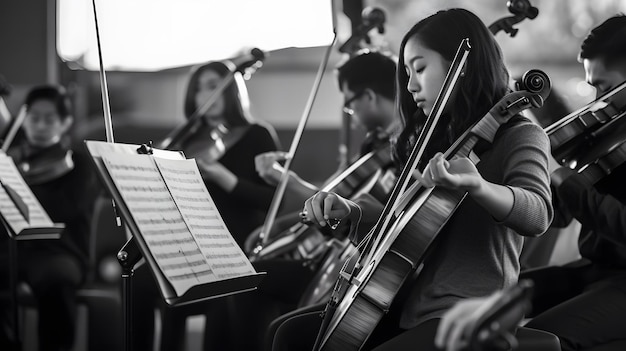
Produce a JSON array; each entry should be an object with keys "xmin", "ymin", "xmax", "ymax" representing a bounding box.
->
[{"xmin": 311, "ymin": 34, "xmax": 551, "ymax": 348}]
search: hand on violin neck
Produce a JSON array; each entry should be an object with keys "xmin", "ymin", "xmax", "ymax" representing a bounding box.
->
[{"xmin": 414, "ymin": 153, "xmax": 482, "ymax": 192}]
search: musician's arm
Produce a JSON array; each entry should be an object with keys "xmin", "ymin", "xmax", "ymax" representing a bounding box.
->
[
  {"xmin": 490, "ymin": 122, "xmax": 553, "ymax": 236},
  {"xmin": 254, "ymin": 151, "xmax": 319, "ymax": 204}
]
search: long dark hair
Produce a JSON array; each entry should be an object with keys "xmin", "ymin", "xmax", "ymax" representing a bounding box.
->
[
  {"xmin": 393, "ymin": 8, "xmax": 510, "ymax": 168},
  {"xmin": 183, "ymin": 60, "xmax": 253, "ymax": 127}
]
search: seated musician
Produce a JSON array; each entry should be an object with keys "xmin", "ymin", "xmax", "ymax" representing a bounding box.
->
[
  {"xmin": 284, "ymin": 8, "xmax": 553, "ymax": 351},
  {"xmin": 254, "ymin": 50, "xmax": 399, "ymax": 212},
  {"xmin": 131, "ymin": 59, "xmax": 281, "ymax": 351},
  {"xmin": 518, "ymin": 14, "xmax": 626, "ymax": 351},
  {"xmin": 225, "ymin": 51, "xmax": 399, "ymax": 351},
  {"xmin": 435, "ymin": 14, "xmax": 626, "ymax": 351},
  {"xmin": 0, "ymin": 85, "xmax": 97, "ymax": 351}
]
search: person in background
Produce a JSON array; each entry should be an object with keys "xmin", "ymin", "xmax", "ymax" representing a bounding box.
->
[
  {"xmin": 275, "ymin": 8, "xmax": 553, "ymax": 350},
  {"xmin": 227, "ymin": 51, "xmax": 399, "ymax": 351},
  {"xmin": 132, "ymin": 59, "xmax": 281, "ymax": 351},
  {"xmin": 254, "ymin": 50, "xmax": 399, "ymax": 211},
  {"xmin": 0, "ymin": 85, "xmax": 97, "ymax": 351},
  {"xmin": 436, "ymin": 14, "xmax": 626, "ymax": 351}
]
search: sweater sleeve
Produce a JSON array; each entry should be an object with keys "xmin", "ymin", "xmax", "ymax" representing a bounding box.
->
[
  {"xmin": 556, "ymin": 173, "xmax": 626, "ymax": 244},
  {"xmin": 495, "ymin": 122, "xmax": 553, "ymax": 236},
  {"xmin": 228, "ymin": 124, "xmax": 280, "ymax": 209}
]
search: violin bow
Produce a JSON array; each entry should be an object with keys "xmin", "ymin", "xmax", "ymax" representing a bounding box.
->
[
  {"xmin": 91, "ymin": 0, "xmax": 122, "ymax": 227},
  {"xmin": 91, "ymin": 0, "xmax": 115, "ymax": 144},
  {"xmin": 250, "ymin": 1, "xmax": 338, "ymax": 258},
  {"xmin": 1, "ymin": 105, "xmax": 27, "ymax": 152}
]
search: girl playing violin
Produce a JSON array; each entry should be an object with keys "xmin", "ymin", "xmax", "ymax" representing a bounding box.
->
[
  {"xmin": 282, "ymin": 8, "xmax": 553, "ymax": 350},
  {"xmin": 132, "ymin": 60, "xmax": 280, "ymax": 351},
  {"xmin": 1, "ymin": 85, "xmax": 97, "ymax": 351},
  {"xmin": 177, "ymin": 60, "xmax": 281, "ymax": 246}
]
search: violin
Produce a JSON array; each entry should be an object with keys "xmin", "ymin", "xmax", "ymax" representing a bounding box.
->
[
  {"xmin": 247, "ymin": 145, "xmax": 393, "ymax": 259},
  {"xmin": 0, "ymin": 99, "xmax": 74, "ymax": 185},
  {"xmin": 7, "ymin": 143, "xmax": 75, "ymax": 185},
  {"xmin": 545, "ymin": 80, "xmax": 626, "ymax": 170},
  {"xmin": 488, "ymin": 0, "xmax": 538, "ymax": 37},
  {"xmin": 177, "ymin": 122, "xmax": 249, "ymax": 164},
  {"xmin": 157, "ymin": 49, "xmax": 265, "ymax": 152}
]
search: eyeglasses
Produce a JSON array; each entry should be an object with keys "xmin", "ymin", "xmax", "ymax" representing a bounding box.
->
[{"xmin": 342, "ymin": 90, "xmax": 365, "ymax": 115}]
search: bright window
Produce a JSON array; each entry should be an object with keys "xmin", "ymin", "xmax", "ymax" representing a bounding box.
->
[{"xmin": 57, "ymin": 0, "xmax": 335, "ymax": 71}]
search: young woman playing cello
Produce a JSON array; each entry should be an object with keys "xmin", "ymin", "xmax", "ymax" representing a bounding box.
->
[{"xmin": 284, "ymin": 8, "xmax": 553, "ymax": 350}]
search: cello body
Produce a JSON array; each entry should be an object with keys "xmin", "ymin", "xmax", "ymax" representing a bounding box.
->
[{"xmin": 317, "ymin": 88, "xmax": 549, "ymax": 350}]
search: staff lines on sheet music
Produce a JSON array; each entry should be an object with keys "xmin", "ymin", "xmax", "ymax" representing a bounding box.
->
[
  {"xmin": 106, "ymin": 163, "xmax": 156, "ymax": 172},
  {"xmin": 191, "ymin": 226, "xmax": 225, "ymax": 233},
  {"xmin": 147, "ymin": 237, "xmax": 197, "ymax": 246},
  {"xmin": 169, "ymin": 270, "xmax": 214, "ymax": 281},
  {"xmin": 165, "ymin": 248, "xmax": 213, "ymax": 282},
  {"xmin": 161, "ymin": 176, "xmax": 200, "ymax": 185},
  {"xmin": 167, "ymin": 185, "xmax": 203, "ymax": 193},
  {"xmin": 132, "ymin": 205, "xmax": 179, "ymax": 213},
  {"xmin": 113, "ymin": 174, "xmax": 163, "ymax": 182},
  {"xmin": 178, "ymin": 204, "xmax": 214, "ymax": 211},
  {"xmin": 136, "ymin": 217, "xmax": 185, "ymax": 226},
  {"xmin": 157, "ymin": 165, "xmax": 196, "ymax": 175},
  {"xmin": 184, "ymin": 213, "xmax": 219, "ymax": 220},
  {"xmin": 206, "ymin": 252, "xmax": 242, "ymax": 259},
  {"xmin": 120, "ymin": 185, "xmax": 168, "ymax": 193}
]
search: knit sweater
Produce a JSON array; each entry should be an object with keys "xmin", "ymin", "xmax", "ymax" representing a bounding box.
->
[{"xmin": 350, "ymin": 115, "xmax": 553, "ymax": 328}]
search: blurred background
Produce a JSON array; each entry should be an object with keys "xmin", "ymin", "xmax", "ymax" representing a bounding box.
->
[
  {"xmin": 2, "ymin": 1, "xmax": 626, "ymax": 350},
  {"xmin": 1, "ymin": 0, "xmax": 626, "ymax": 184}
]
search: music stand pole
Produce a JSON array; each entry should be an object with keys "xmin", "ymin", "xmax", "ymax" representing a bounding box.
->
[
  {"xmin": 5, "ymin": 223, "xmax": 21, "ymax": 350},
  {"xmin": 117, "ymin": 236, "xmax": 142, "ymax": 351}
]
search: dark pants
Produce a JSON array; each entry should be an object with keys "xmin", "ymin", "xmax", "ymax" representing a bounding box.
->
[
  {"xmin": 1, "ymin": 247, "xmax": 83, "ymax": 351},
  {"xmin": 522, "ymin": 259, "xmax": 626, "ymax": 351}
]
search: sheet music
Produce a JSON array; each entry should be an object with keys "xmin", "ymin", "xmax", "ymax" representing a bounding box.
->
[
  {"xmin": 0, "ymin": 153, "xmax": 54, "ymax": 233},
  {"xmin": 100, "ymin": 153, "xmax": 217, "ymax": 296},
  {"xmin": 154, "ymin": 157, "xmax": 256, "ymax": 280}
]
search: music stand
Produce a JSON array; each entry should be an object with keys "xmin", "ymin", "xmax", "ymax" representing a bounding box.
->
[
  {"xmin": 0, "ymin": 182, "xmax": 64, "ymax": 350},
  {"xmin": 84, "ymin": 140, "xmax": 265, "ymax": 351}
]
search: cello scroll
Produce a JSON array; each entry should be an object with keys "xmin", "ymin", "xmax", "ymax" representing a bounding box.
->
[{"xmin": 489, "ymin": 0, "xmax": 539, "ymax": 37}]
